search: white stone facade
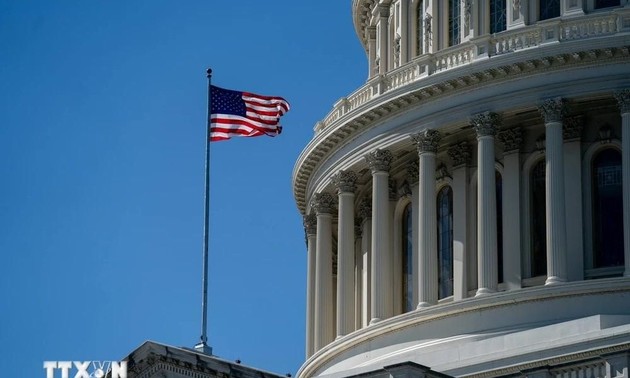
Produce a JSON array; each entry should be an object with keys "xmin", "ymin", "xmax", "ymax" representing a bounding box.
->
[{"xmin": 294, "ymin": 1, "xmax": 630, "ymax": 377}]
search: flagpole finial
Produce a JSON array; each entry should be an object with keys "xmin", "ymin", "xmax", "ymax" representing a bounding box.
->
[{"xmin": 207, "ymin": 68, "xmax": 213, "ymax": 78}]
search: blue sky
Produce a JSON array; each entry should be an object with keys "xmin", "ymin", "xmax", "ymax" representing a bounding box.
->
[{"xmin": 0, "ymin": 1, "xmax": 367, "ymax": 376}]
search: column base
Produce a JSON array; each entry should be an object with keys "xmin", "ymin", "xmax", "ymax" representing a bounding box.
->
[
  {"xmin": 475, "ymin": 287, "xmax": 496, "ymax": 296},
  {"xmin": 416, "ymin": 301, "xmax": 433, "ymax": 309},
  {"xmin": 545, "ymin": 276, "xmax": 567, "ymax": 285},
  {"xmin": 369, "ymin": 318, "xmax": 382, "ymax": 325}
]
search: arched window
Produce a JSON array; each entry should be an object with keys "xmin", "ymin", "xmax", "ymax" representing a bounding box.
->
[
  {"xmin": 490, "ymin": 0, "xmax": 506, "ymax": 34},
  {"xmin": 449, "ymin": 0, "xmax": 461, "ymax": 46},
  {"xmin": 595, "ymin": 0, "xmax": 620, "ymax": 9},
  {"xmin": 417, "ymin": 0, "xmax": 424, "ymax": 55},
  {"xmin": 437, "ymin": 186, "xmax": 453, "ymax": 299},
  {"xmin": 402, "ymin": 203, "xmax": 414, "ymax": 312},
  {"xmin": 539, "ymin": 0, "xmax": 560, "ymax": 21},
  {"xmin": 592, "ymin": 148, "xmax": 624, "ymax": 268},
  {"xmin": 531, "ymin": 160, "xmax": 547, "ymax": 277},
  {"xmin": 496, "ymin": 171, "xmax": 504, "ymax": 283}
]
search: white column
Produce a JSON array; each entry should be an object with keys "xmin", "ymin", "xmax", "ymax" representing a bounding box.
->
[
  {"xmin": 411, "ymin": 130, "xmax": 441, "ymax": 307},
  {"xmin": 332, "ymin": 170, "xmax": 357, "ymax": 338},
  {"xmin": 354, "ymin": 218, "xmax": 363, "ymax": 330},
  {"xmin": 375, "ymin": 5, "xmax": 390, "ymax": 75},
  {"xmin": 563, "ymin": 117, "xmax": 584, "ymax": 281},
  {"xmin": 539, "ymin": 98, "xmax": 569, "ymax": 285},
  {"xmin": 409, "ymin": 162, "xmax": 420, "ymax": 308},
  {"xmin": 366, "ymin": 149, "xmax": 393, "ymax": 324},
  {"xmin": 387, "ymin": 179, "xmax": 397, "ymax": 318},
  {"xmin": 358, "ymin": 199, "xmax": 372, "ymax": 327},
  {"xmin": 303, "ymin": 214, "xmax": 317, "ymax": 358},
  {"xmin": 497, "ymin": 128, "xmax": 523, "ymax": 290},
  {"xmin": 472, "ymin": 112, "xmax": 500, "ymax": 295},
  {"xmin": 311, "ymin": 192, "xmax": 336, "ymax": 351},
  {"xmin": 615, "ymin": 90, "xmax": 630, "ymax": 277},
  {"xmin": 448, "ymin": 142, "xmax": 471, "ymax": 300},
  {"xmin": 368, "ymin": 26, "xmax": 378, "ymax": 78}
]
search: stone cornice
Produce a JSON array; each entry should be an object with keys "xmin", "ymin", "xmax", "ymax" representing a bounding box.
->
[
  {"xmin": 297, "ymin": 277, "xmax": 630, "ymax": 378},
  {"xmin": 292, "ymin": 43, "xmax": 630, "ymax": 214}
]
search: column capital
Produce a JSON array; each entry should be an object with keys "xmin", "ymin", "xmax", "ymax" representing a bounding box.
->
[
  {"xmin": 614, "ymin": 89, "xmax": 630, "ymax": 114},
  {"xmin": 471, "ymin": 112, "xmax": 501, "ymax": 137},
  {"xmin": 303, "ymin": 214, "xmax": 317, "ymax": 236},
  {"xmin": 448, "ymin": 141, "xmax": 472, "ymax": 167},
  {"xmin": 358, "ymin": 198, "xmax": 372, "ymax": 218},
  {"xmin": 563, "ymin": 116, "xmax": 584, "ymax": 140},
  {"xmin": 411, "ymin": 129, "xmax": 441, "ymax": 153},
  {"xmin": 538, "ymin": 97, "xmax": 567, "ymax": 123},
  {"xmin": 365, "ymin": 149, "xmax": 393, "ymax": 173},
  {"xmin": 497, "ymin": 127, "xmax": 523, "ymax": 153},
  {"xmin": 311, "ymin": 192, "xmax": 336, "ymax": 215},
  {"xmin": 375, "ymin": 3, "xmax": 390, "ymax": 18},
  {"xmin": 332, "ymin": 170, "xmax": 358, "ymax": 194}
]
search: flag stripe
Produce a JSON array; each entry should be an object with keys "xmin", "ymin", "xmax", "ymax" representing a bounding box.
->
[{"xmin": 209, "ymin": 85, "xmax": 290, "ymax": 142}]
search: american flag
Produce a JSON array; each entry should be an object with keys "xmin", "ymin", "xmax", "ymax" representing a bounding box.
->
[{"xmin": 209, "ymin": 85, "xmax": 290, "ymax": 141}]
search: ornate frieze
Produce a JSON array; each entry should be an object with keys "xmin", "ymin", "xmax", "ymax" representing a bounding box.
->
[
  {"xmin": 614, "ymin": 89, "xmax": 630, "ymax": 113},
  {"xmin": 497, "ymin": 127, "xmax": 523, "ymax": 152},
  {"xmin": 448, "ymin": 142, "xmax": 472, "ymax": 167},
  {"xmin": 365, "ymin": 149, "xmax": 393, "ymax": 173},
  {"xmin": 303, "ymin": 214, "xmax": 317, "ymax": 236},
  {"xmin": 538, "ymin": 98, "xmax": 566, "ymax": 123},
  {"xmin": 563, "ymin": 116, "xmax": 583, "ymax": 140},
  {"xmin": 358, "ymin": 198, "xmax": 372, "ymax": 218},
  {"xmin": 311, "ymin": 192, "xmax": 336, "ymax": 215},
  {"xmin": 332, "ymin": 170, "xmax": 358, "ymax": 194},
  {"xmin": 411, "ymin": 129, "xmax": 441, "ymax": 153},
  {"xmin": 471, "ymin": 112, "xmax": 501, "ymax": 137}
]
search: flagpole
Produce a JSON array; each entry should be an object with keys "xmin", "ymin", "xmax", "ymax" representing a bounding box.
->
[{"xmin": 195, "ymin": 68, "xmax": 213, "ymax": 355}]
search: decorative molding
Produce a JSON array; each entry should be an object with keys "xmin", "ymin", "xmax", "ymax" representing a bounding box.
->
[
  {"xmin": 497, "ymin": 127, "xmax": 523, "ymax": 153},
  {"xmin": 448, "ymin": 142, "xmax": 472, "ymax": 167},
  {"xmin": 332, "ymin": 170, "xmax": 358, "ymax": 194},
  {"xmin": 563, "ymin": 116, "xmax": 583, "ymax": 141},
  {"xmin": 424, "ymin": 13, "xmax": 432, "ymax": 49},
  {"xmin": 464, "ymin": 0, "xmax": 472, "ymax": 30},
  {"xmin": 513, "ymin": 0, "xmax": 521, "ymax": 13},
  {"xmin": 311, "ymin": 192, "xmax": 336, "ymax": 215},
  {"xmin": 406, "ymin": 160, "xmax": 419, "ymax": 183},
  {"xmin": 303, "ymin": 214, "xmax": 317, "ymax": 236},
  {"xmin": 411, "ymin": 129, "xmax": 441, "ymax": 153},
  {"xmin": 614, "ymin": 89, "xmax": 630, "ymax": 114},
  {"xmin": 358, "ymin": 198, "xmax": 372, "ymax": 218},
  {"xmin": 538, "ymin": 97, "xmax": 567, "ymax": 123},
  {"xmin": 365, "ymin": 149, "xmax": 393, "ymax": 173},
  {"xmin": 471, "ymin": 112, "xmax": 501, "ymax": 137}
]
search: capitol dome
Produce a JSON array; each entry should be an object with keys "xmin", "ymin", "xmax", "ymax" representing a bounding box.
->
[{"xmin": 293, "ymin": 1, "xmax": 630, "ymax": 377}]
